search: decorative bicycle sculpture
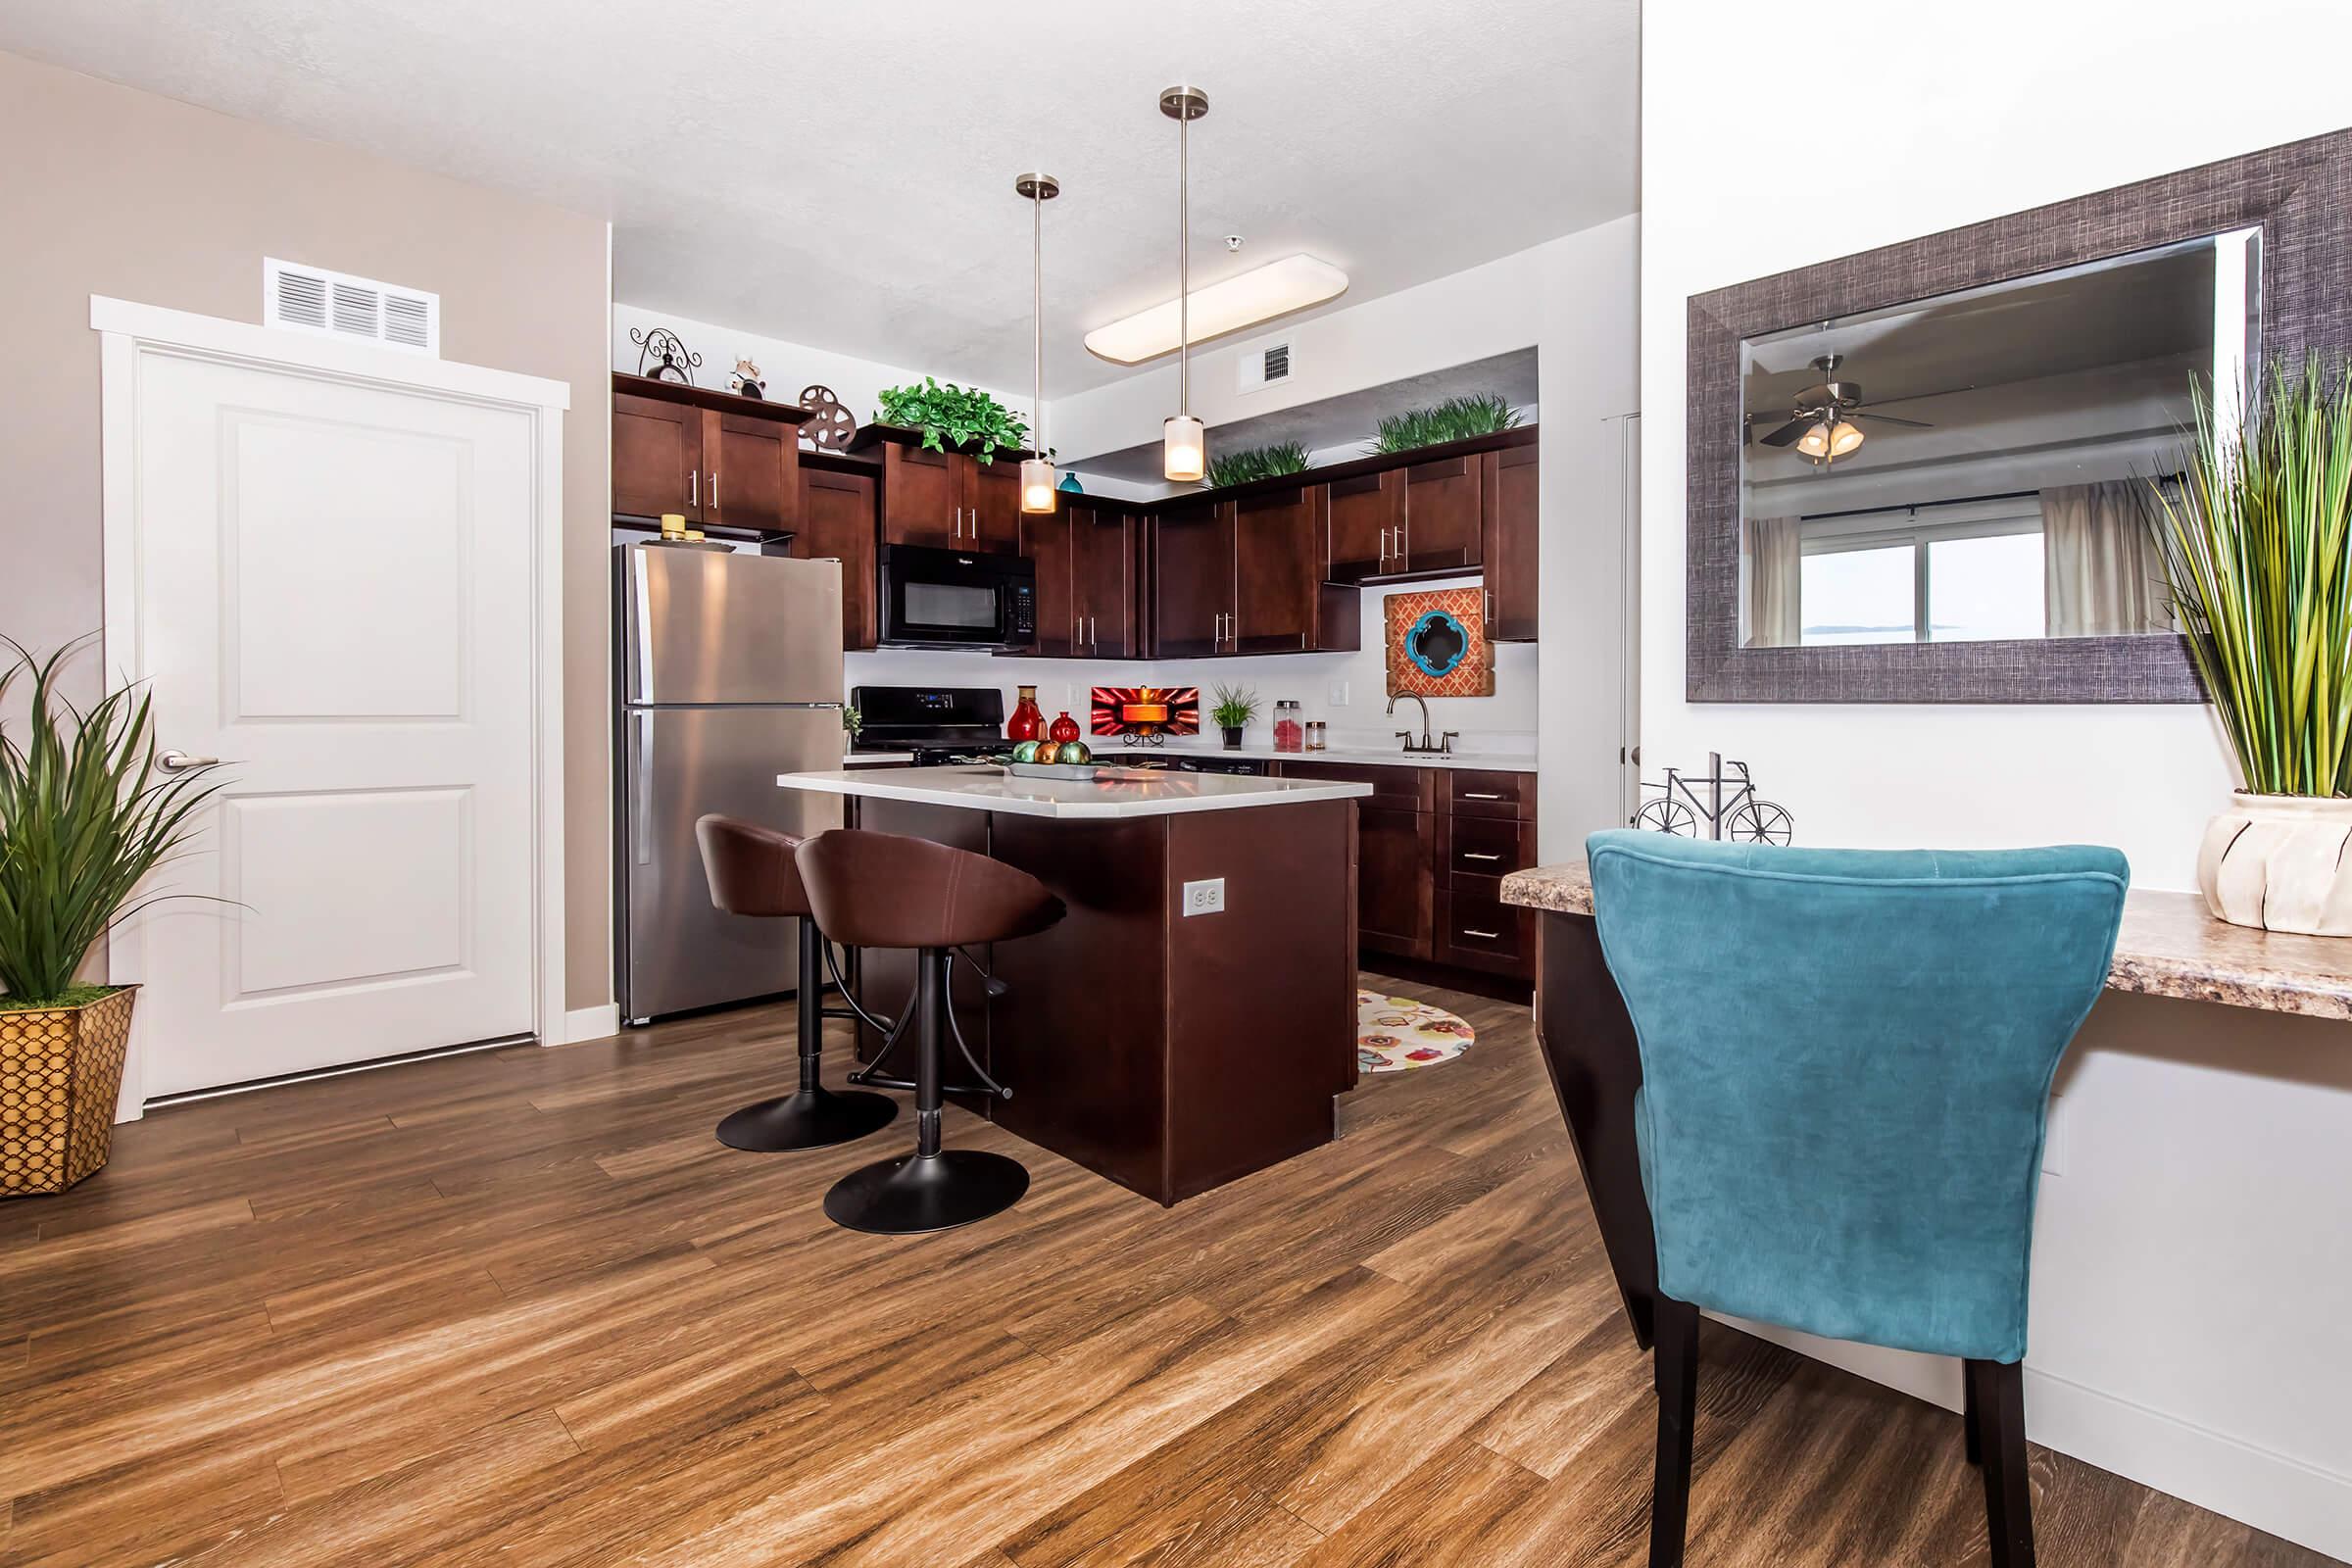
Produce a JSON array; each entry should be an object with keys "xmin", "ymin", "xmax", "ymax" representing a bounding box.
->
[{"xmin": 1633, "ymin": 753, "xmax": 1793, "ymax": 844}]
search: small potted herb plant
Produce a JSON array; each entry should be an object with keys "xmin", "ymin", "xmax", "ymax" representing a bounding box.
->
[
  {"xmin": 1, "ymin": 638, "xmax": 222, "ymax": 1195},
  {"xmin": 1209, "ymin": 684, "xmax": 1259, "ymax": 750}
]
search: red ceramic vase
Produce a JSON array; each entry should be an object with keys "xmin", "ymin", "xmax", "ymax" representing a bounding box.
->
[
  {"xmin": 1049, "ymin": 710, "xmax": 1081, "ymax": 744},
  {"xmin": 1008, "ymin": 685, "xmax": 1044, "ymax": 742}
]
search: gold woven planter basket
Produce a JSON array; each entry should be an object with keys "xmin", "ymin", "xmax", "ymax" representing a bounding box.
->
[{"xmin": 0, "ymin": 986, "xmax": 136, "ymax": 1197}]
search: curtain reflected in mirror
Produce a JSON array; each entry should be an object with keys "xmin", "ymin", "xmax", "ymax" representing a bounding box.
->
[{"xmin": 1738, "ymin": 226, "xmax": 2257, "ymax": 649}]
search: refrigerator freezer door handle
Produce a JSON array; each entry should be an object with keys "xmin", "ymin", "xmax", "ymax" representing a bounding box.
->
[
  {"xmin": 630, "ymin": 548, "xmax": 656, "ymax": 704},
  {"xmin": 630, "ymin": 710, "xmax": 654, "ymax": 864}
]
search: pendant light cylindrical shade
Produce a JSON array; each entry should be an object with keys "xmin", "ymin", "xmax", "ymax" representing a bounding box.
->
[
  {"xmin": 1160, "ymin": 85, "xmax": 1208, "ymax": 483},
  {"xmin": 1016, "ymin": 172, "xmax": 1060, "ymax": 513},
  {"xmin": 1161, "ymin": 416, "xmax": 1206, "ymax": 482}
]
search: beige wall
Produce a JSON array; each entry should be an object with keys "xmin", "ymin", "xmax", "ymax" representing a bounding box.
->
[{"xmin": 0, "ymin": 50, "xmax": 616, "ymax": 1014}]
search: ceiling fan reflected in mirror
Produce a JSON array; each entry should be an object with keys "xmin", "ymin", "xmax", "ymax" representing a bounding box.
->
[{"xmin": 1745, "ymin": 353, "xmax": 1935, "ymax": 466}]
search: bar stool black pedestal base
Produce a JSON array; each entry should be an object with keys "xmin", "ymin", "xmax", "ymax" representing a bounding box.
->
[
  {"xmin": 717, "ymin": 1087, "xmax": 899, "ymax": 1152},
  {"xmin": 823, "ymin": 1149, "xmax": 1029, "ymax": 1235}
]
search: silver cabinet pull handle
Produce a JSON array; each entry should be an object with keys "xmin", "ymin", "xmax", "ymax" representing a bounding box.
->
[
  {"xmin": 690, "ymin": 469, "xmax": 698, "ymax": 508},
  {"xmin": 710, "ymin": 469, "xmax": 719, "ymax": 512},
  {"xmin": 1462, "ymin": 928, "xmax": 1501, "ymax": 941},
  {"xmin": 1463, "ymin": 792, "xmax": 1504, "ymax": 800},
  {"xmin": 1463, "ymin": 852, "xmax": 1502, "ymax": 861},
  {"xmin": 158, "ymin": 750, "xmax": 220, "ymax": 772}
]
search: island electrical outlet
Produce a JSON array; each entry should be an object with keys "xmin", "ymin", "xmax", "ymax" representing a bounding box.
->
[{"xmin": 1182, "ymin": 878, "xmax": 1226, "ymax": 916}]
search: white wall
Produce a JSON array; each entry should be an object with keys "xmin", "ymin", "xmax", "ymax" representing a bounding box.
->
[
  {"xmin": 611, "ymin": 301, "xmax": 1027, "ymax": 432},
  {"xmin": 1644, "ymin": 4, "xmax": 2352, "ymax": 1555},
  {"xmin": 846, "ymin": 575, "xmax": 1541, "ymax": 759}
]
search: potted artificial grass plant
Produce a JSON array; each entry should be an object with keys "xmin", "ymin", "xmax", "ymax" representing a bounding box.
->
[
  {"xmin": 1209, "ymin": 684, "xmax": 1259, "ymax": 750},
  {"xmin": 2155, "ymin": 358, "xmax": 2352, "ymax": 933},
  {"xmin": 0, "ymin": 639, "xmax": 220, "ymax": 1194}
]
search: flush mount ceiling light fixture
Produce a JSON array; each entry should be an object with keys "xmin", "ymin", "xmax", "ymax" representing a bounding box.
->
[
  {"xmin": 1086, "ymin": 253, "xmax": 1350, "ymax": 367},
  {"xmin": 1016, "ymin": 171, "xmax": 1061, "ymax": 514},
  {"xmin": 1159, "ymin": 84, "xmax": 1209, "ymax": 483}
]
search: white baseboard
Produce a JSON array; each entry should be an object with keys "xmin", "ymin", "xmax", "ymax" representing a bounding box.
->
[
  {"xmin": 1726, "ymin": 1318, "xmax": 2352, "ymax": 1562},
  {"xmin": 560, "ymin": 1004, "xmax": 621, "ymax": 1045}
]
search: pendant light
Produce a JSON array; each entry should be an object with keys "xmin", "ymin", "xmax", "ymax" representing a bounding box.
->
[
  {"xmin": 1015, "ymin": 172, "xmax": 1060, "ymax": 513},
  {"xmin": 1160, "ymin": 84, "xmax": 1208, "ymax": 483}
]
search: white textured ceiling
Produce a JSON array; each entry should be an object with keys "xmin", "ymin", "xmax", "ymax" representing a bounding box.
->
[{"xmin": 0, "ymin": 0, "xmax": 1639, "ymax": 395}]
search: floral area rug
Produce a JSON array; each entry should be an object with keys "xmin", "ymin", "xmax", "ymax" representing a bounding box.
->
[{"xmin": 1356, "ymin": 989, "xmax": 1476, "ymax": 1074}]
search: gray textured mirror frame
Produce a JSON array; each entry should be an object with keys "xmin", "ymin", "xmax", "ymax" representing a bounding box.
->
[{"xmin": 1687, "ymin": 126, "xmax": 2352, "ymax": 704}]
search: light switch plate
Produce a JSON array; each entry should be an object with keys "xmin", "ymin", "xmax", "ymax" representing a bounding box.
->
[
  {"xmin": 1181, "ymin": 877, "xmax": 1226, "ymax": 916},
  {"xmin": 1328, "ymin": 680, "xmax": 1349, "ymax": 707}
]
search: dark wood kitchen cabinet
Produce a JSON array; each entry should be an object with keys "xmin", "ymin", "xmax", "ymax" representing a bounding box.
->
[
  {"xmin": 1482, "ymin": 442, "xmax": 1541, "ymax": 642},
  {"xmin": 1072, "ymin": 503, "xmax": 1142, "ymax": 658},
  {"xmin": 794, "ymin": 462, "xmax": 879, "ymax": 650},
  {"xmin": 1151, "ymin": 500, "xmax": 1231, "ymax": 657},
  {"xmin": 1021, "ymin": 497, "xmax": 1077, "ymax": 657},
  {"xmin": 610, "ymin": 373, "xmax": 807, "ymax": 532},
  {"xmin": 1273, "ymin": 759, "xmax": 1536, "ymax": 985},
  {"xmin": 962, "ymin": 458, "xmax": 1023, "ymax": 554},
  {"xmin": 1325, "ymin": 469, "xmax": 1404, "ymax": 582},
  {"xmin": 1400, "ymin": 453, "xmax": 1484, "ymax": 573},
  {"xmin": 864, "ymin": 428, "xmax": 1026, "ymax": 555},
  {"xmin": 1149, "ymin": 489, "xmax": 1357, "ymax": 658}
]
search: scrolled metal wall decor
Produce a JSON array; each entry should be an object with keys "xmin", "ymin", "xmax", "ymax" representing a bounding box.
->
[{"xmin": 631, "ymin": 325, "xmax": 702, "ymax": 384}]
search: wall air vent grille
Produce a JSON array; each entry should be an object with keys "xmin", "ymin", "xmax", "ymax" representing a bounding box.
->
[
  {"xmin": 264, "ymin": 258, "xmax": 439, "ymax": 356},
  {"xmin": 1236, "ymin": 339, "xmax": 1292, "ymax": 396},
  {"xmin": 1263, "ymin": 342, "xmax": 1290, "ymax": 382}
]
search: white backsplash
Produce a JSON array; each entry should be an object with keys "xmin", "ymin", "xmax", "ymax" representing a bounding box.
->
[{"xmin": 845, "ymin": 573, "xmax": 1538, "ymax": 756}]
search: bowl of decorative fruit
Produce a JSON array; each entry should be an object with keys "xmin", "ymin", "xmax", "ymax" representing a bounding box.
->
[{"xmin": 1005, "ymin": 739, "xmax": 1099, "ymax": 779}]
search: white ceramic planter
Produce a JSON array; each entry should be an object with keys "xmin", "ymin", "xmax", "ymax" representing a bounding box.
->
[{"xmin": 2198, "ymin": 792, "xmax": 2352, "ymax": 934}]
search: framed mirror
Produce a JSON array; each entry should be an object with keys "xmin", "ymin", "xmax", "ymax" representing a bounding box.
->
[{"xmin": 1687, "ymin": 127, "xmax": 2352, "ymax": 703}]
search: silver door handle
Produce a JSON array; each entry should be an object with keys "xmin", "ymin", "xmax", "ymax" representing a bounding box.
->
[
  {"xmin": 710, "ymin": 469, "xmax": 719, "ymax": 512},
  {"xmin": 1462, "ymin": 928, "xmax": 1501, "ymax": 941},
  {"xmin": 690, "ymin": 469, "xmax": 698, "ymax": 508},
  {"xmin": 1463, "ymin": 852, "xmax": 1502, "ymax": 861},
  {"xmin": 158, "ymin": 750, "xmax": 219, "ymax": 771},
  {"xmin": 1463, "ymin": 792, "xmax": 1505, "ymax": 800},
  {"xmin": 630, "ymin": 712, "xmax": 654, "ymax": 864}
]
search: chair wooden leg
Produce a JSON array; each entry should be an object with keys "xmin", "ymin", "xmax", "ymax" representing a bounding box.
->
[
  {"xmin": 1649, "ymin": 1296, "xmax": 1701, "ymax": 1568},
  {"xmin": 1963, "ymin": 1359, "xmax": 1983, "ymax": 1467},
  {"xmin": 1970, "ymin": 1358, "xmax": 2035, "ymax": 1568}
]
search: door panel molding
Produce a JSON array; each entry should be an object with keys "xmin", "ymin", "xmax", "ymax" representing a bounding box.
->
[{"xmin": 95, "ymin": 296, "xmax": 570, "ymax": 1119}]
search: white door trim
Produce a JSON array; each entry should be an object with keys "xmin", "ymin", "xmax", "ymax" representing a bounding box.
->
[{"xmin": 92, "ymin": 295, "xmax": 571, "ymax": 1119}]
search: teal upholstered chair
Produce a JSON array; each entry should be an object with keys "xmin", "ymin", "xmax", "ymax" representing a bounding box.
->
[{"xmin": 1586, "ymin": 829, "xmax": 2128, "ymax": 1568}]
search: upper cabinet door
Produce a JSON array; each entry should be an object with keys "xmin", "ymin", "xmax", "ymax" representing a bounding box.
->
[
  {"xmin": 962, "ymin": 457, "xmax": 1024, "ymax": 555},
  {"xmin": 613, "ymin": 392, "xmax": 702, "ymax": 520},
  {"xmin": 1325, "ymin": 469, "xmax": 1403, "ymax": 582},
  {"xmin": 1401, "ymin": 455, "xmax": 1484, "ymax": 574},
  {"xmin": 879, "ymin": 443, "xmax": 961, "ymax": 549},
  {"xmin": 1484, "ymin": 444, "xmax": 1540, "ymax": 642},
  {"xmin": 1072, "ymin": 504, "xmax": 1140, "ymax": 659},
  {"xmin": 1231, "ymin": 486, "xmax": 1319, "ymax": 655},
  {"xmin": 1021, "ymin": 502, "xmax": 1075, "ymax": 657},
  {"xmin": 705, "ymin": 410, "xmax": 799, "ymax": 534},
  {"xmin": 796, "ymin": 466, "xmax": 879, "ymax": 650},
  {"xmin": 1151, "ymin": 500, "xmax": 1233, "ymax": 658}
]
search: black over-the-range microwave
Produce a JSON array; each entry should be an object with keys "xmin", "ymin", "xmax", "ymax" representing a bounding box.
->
[{"xmin": 875, "ymin": 544, "xmax": 1038, "ymax": 650}]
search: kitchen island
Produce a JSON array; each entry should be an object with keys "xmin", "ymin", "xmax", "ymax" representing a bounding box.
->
[{"xmin": 777, "ymin": 765, "xmax": 1373, "ymax": 1203}]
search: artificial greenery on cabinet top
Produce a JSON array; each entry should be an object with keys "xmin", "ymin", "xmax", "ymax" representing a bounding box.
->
[
  {"xmin": 1370, "ymin": 392, "xmax": 1523, "ymax": 455},
  {"xmin": 1206, "ymin": 440, "xmax": 1313, "ymax": 490},
  {"xmin": 873, "ymin": 378, "xmax": 1030, "ymax": 463}
]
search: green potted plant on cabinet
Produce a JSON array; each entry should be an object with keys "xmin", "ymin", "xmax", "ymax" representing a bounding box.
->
[
  {"xmin": 0, "ymin": 639, "xmax": 221, "ymax": 1195},
  {"xmin": 1368, "ymin": 392, "xmax": 1523, "ymax": 455},
  {"xmin": 1209, "ymin": 684, "xmax": 1259, "ymax": 750},
  {"xmin": 871, "ymin": 378, "xmax": 1031, "ymax": 463},
  {"xmin": 2156, "ymin": 358, "xmax": 2352, "ymax": 933}
]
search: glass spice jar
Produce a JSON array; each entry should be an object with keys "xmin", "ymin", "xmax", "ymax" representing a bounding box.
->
[
  {"xmin": 1273, "ymin": 700, "xmax": 1304, "ymax": 754},
  {"xmin": 1304, "ymin": 719, "xmax": 1327, "ymax": 752}
]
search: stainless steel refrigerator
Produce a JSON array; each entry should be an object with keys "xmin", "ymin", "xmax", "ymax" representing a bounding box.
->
[{"xmin": 615, "ymin": 541, "xmax": 845, "ymax": 1024}]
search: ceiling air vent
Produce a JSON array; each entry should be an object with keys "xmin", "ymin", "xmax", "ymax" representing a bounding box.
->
[
  {"xmin": 264, "ymin": 258, "xmax": 440, "ymax": 356},
  {"xmin": 1235, "ymin": 338, "xmax": 1292, "ymax": 396}
]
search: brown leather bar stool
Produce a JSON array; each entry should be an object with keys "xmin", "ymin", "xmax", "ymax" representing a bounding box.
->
[
  {"xmin": 695, "ymin": 815, "xmax": 898, "ymax": 1152},
  {"xmin": 795, "ymin": 829, "xmax": 1064, "ymax": 1234}
]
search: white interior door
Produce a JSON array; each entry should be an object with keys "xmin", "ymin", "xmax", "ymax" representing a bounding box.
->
[{"xmin": 114, "ymin": 345, "xmax": 540, "ymax": 1098}]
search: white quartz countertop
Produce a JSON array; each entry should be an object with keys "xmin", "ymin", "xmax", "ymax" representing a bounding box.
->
[{"xmin": 780, "ymin": 764, "xmax": 1374, "ymax": 819}]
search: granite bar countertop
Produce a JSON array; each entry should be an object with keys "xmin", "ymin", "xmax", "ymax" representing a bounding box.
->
[
  {"xmin": 1501, "ymin": 858, "xmax": 2352, "ymax": 1021},
  {"xmin": 780, "ymin": 764, "xmax": 1373, "ymax": 821}
]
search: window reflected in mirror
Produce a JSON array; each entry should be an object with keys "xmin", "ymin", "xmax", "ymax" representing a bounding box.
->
[{"xmin": 1738, "ymin": 228, "xmax": 2260, "ymax": 648}]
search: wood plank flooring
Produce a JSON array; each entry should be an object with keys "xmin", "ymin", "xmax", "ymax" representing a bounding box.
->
[{"xmin": 0, "ymin": 974, "xmax": 2332, "ymax": 1566}]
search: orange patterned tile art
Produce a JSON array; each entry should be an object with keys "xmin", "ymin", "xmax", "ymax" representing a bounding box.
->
[{"xmin": 1384, "ymin": 586, "xmax": 1494, "ymax": 699}]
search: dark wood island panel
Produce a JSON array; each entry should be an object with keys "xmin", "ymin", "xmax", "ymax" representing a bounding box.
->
[{"xmin": 846, "ymin": 795, "xmax": 1360, "ymax": 1204}]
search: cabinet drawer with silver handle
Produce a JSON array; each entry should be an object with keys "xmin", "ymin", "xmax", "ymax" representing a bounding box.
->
[
  {"xmin": 1447, "ymin": 767, "xmax": 1532, "ymax": 820},
  {"xmin": 1447, "ymin": 812, "xmax": 1533, "ymax": 877}
]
